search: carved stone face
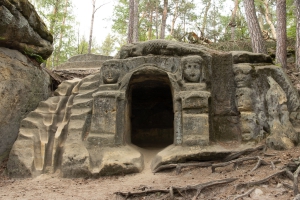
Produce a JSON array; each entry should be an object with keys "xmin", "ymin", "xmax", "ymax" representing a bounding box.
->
[
  {"xmin": 182, "ymin": 56, "xmax": 203, "ymax": 83},
  {"xmin": 102, "ymin": 61, "xmax": 120, "ymax": 84},
  {"xmin": 234, "ymin": 68, "xmax": 251, "ymax": 88}
]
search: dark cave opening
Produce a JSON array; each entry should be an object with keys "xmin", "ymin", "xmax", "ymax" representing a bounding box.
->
[{"xmin": 130, "ymin": 79, "xmax": 174, "ymax": 148}]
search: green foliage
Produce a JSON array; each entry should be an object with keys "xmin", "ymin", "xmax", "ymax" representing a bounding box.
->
[{"xmin": 99, "ymin": 34, "xmax": 116, "ymax": 56}]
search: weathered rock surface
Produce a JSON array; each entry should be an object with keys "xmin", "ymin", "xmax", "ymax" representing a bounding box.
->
[
  {"xmin": 56, "ymin": 54, "xmax": 112, "ymax": 70},
  {"xmin": 0, "ymin": 0, "xmax": 53, "ymax": 59},
  {"xmin": 0, "ymin": 47, "xmax": 51, "ymax": 159},
  {"xmin": 7, "ymin": 40, "xmax": 300, "ymax": 178}
]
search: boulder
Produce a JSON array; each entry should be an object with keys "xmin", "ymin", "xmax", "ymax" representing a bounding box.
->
[
  {"xmin": 0, "ymin": 0, "xmax": 53, "ymax": 60},
  {"xmin": 0, "ymin": 47, "xmax": 51, "ymax": 159}
]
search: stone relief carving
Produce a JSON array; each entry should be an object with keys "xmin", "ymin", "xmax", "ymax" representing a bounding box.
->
[
  {"xmin": 101, "ymin": 60, "xmax": 121, "ymax": 84},
  {"xmin": 7, "ymin": 41, "xmax": 300, "ymax": 178},
  {"xmin": 181, "ymin": 56, "xmax": 204, "ymax": 83}
]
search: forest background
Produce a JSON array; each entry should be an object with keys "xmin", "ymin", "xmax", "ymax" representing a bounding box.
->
[{"xmin": 28, "ymin": 0, "xmax": 300, "ymax": 71}]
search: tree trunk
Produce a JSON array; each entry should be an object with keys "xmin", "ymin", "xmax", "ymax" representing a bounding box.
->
[
  {"xmin": 243, "ymin": 0, "xmax": 267, "ymax": 54},
  {"xmin": 133, "ymin": 0, "xmax": 139, "ymax": 42},
  {"xmin": 155, "ymin": 1, "xmax": 159, "ymax": 39},
  {"xmin": 263, "ymin": 0, "xmax": 276, "ymax": 39},
  {"xmin": 296, "ymin": 0, "xmax": 300, "ymax": 71},
  {"xmin": 170, "ymin": 1, "xmax": 179, "ymax": 36},
  {"xmin": 276, "ymin": 0, "xmax": 287, "ymax": 69},
  {"xmin": 160, "ymin": 0, "xmax": 168, "ymax": 39},
  {"xmin": 128, "ymin": 0, "xmax": 134, "ymax": 43},
  {"xmin": 230, "ymin": 0, "xmax": 239, "ymax": 41},
  {"xmin": 148, "ymin": 10, "xmax": 153, "ymax": 40},
  {"xmin": 201, "ymin": 0, "xmax": 211, "ymax": 37},
  {"xmin": 49, "ymin": 0, "xmax": 61, "ymax": 33},
  {"xmin": 55, "ymin": 0, "xmax": 68, "ymax": 66},
  {"xmin": 88, "ymin": 0, "xmax": 96, "ymax": 54}
]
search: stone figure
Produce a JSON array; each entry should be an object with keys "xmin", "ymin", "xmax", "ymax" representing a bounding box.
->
[
  {"xmin": 101, "ymin": 60, "xmax": 121, "ymax": 84},
  {"xmin": 181, "ymin": 56, "xmax": 204, "ymax": 83}
]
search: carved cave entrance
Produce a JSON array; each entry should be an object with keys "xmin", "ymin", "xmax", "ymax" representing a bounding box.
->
[{"xmin": 129, "ymin": 73, "xmax": 174, "ymax": 148}]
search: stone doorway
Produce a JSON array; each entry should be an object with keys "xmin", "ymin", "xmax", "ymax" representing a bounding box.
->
[{"xmin": 129, "ymin": 73, "xmax": 174, "ymax": 148}]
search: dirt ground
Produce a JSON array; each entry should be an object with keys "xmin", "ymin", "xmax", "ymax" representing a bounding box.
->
[{"xmin": 0, "ymin": 143, "xmax": 299, "ymax": 200}]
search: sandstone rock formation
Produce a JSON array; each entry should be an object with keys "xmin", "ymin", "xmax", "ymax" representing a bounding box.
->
[
  {"xmin": 0, "ymin": 47, "xmax": 51, "ymax": 159},
  {"xmin": 53, "ymin": 54, "xmax": 113, "ymax": 80},
  {"xmin": 0, "ymin": 0, "xmax": 53, "ymax": 60},
  {"xmin": 0, "ymin": 0, "xmax": 53, "ymax": 161},
  {"xmin": 7, "ymin": 40, "xmax": 300, "ymax": 178}
]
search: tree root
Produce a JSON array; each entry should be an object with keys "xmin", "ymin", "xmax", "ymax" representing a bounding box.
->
[
  {"xmin": 114, "ymin": 178, "xmax": 238, "ymax": 199},
  {"xmin": 153, "ymin": 162, "xmax": 212, "ymax": 174},
  {"xmin": 227, "ymin": 188, "xmax": 255, "ymax": 200},
  {"xmin": 294, "ymin": 166, "xmax": 300, "ymax": 195},
  {"xmin": 223, "ymin": 145, "xmax": 265, "ymax": 162},
  {"xmin": 212, "ymin": 156, "xmax": 269, "ymax": 173},
  {"xmin": 235, "ymin": 169, "xmax": 286, "ymax": 190}
]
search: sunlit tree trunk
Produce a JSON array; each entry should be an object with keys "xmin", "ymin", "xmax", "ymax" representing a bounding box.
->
[
  {"xmin": 263, "ymin": 0, "xmax": 276, "ymax": 39},
  {"xmin": 243, "ymin": 0, "xmax": 267, "ymax": 53},
  {"xmin": 155, "ymin": 1, "xmax": 159, "ymax": 39},
  {"xmin": 201, "ymin": 0, "xmax": 211, "ymax": 37},
  {"xmin": 128, "ymin": 0, "xmax": 134, "ymax": 43},
  {"xmin": 230, "ymin": 0, "xmax": 239, "ymax": 41},
  {"xmin": 276, "ymin": 0, "xmax": 287, "ymax": 69},
  {"xmin": 55, "ymin": 0, "xmax": 68, "ymax": 66},
  {"xmin": 170, "ymin": 1, "xmax": 179, "ymax": 36},
  {"xmin": 49, "ymin": 0, "xmax": 61, "ymax": 33},
  {"xmin": 133, "ymin": 0, "xmax": 139, "ymax": 42},
  {"xmin": 296, "ymin": 0, "xmax": 300, "ymax": 71},
  {"xmin": 160, "ymin": 0, "xmax": 168, "ymax": 39}
]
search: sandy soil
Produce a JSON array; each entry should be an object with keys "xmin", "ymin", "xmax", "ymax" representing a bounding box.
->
[{"xmin": 0, "ymin": 144, "xmax": 299, "ymax": 200}]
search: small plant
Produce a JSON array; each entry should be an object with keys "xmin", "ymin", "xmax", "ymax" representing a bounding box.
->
[{"xmin": 24, "ymin": 48, "xmax": 46, "ymax": 64}]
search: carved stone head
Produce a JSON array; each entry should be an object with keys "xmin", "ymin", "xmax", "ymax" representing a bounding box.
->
[
  {"xmin": 102, "ymin": 60, "xmax": 121, "ymax": 84},
  {"xmin": 234, "ymin": 67, "xmax": 252, "ymax": 88},
  {"xmin": 181, "ymin": 56, "xmax": 204, "ymax": 83}
]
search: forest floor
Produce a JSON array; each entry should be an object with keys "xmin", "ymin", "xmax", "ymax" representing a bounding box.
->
[{"xmin": 0, "ymin": 142, "xmax": 299, "ymax": 200}]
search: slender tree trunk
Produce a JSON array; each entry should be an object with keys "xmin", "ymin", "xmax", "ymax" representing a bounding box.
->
[
  {"xmin": 201, "ymin": 0, "xmax": 211, "ymax": 37},
  {"xmin": 128, "ymin": 0, "xmax": 134, "ymax": 43},
  {"xmin": 296, "ymin": 0, "xmax": 300, "ymax": 71},
  {"xmin": 263, "ymin": 0, "xmax": 276, "ymax": 39},
  {"xmin": 49, "ymin": 0, "xmax": 60, "ymax": 33},
  {"xmin": 170, "ymin": 1, "xmax": 179, "ymax": 36},
  {"xmin": 276, "ymin": 0, "xmax": 287, "ymax": 69},
  {"xmin": 133, "ymin": 0, "xmax": 139, "ymax": 42},
  {"xmin": 55, "ymin": 0, "xmax": 68, "ymax": 66},
  {"xmin": 155, "ymin": 1, "xmax": 159, "ymax": 39},
  {"xmin": 88, "ymin": 0, "xmax": 96, "ymax": 54},
  {"xmin": 230, "ymin": 0, "xmax": 239, "ymax": 41},
  {"xmin": 243, "ymin": 0, "xmax": 267, "ymax": 53},
  {"xmin": 160, "ymin": 0, "xmax": 168, "ymax": 39},
  {"xmin": 148, "ymin": 10, "xmax": 153, "ymax": 40}
]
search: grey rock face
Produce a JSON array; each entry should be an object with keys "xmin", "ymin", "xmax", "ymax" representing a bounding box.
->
[
  {"xmin": 7, "ymin": 40, "xmax": 300, "ymax": 178},
  {"xmin": 0, "ymin": 0, "xmax": 53, "ymax": 59},
  {"xmin": 0, "ymin": 47, "xmax": 50, "ymax": 159}
]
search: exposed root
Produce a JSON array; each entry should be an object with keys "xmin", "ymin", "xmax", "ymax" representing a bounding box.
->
[
  {"xmin": 153, "ymin": 162, "xmax": 212, "ymax": 174},
  {"xmin": 114, "ymin": 178, "xmax": 238, "ymax": 199},
  {"xmin": 223, "ymin": 145, "xmax": 265, "ymax": 162},
  {"xmin": 293, "ymin": 165, "xmax": 300, "ymax": 196},
  {"xmin": 250, "ymin": 156, "xmax": 269, "ymax": 172},
  {"xmin": 235, "ymin": 169, "xmax": 286, "ymax": 190},
  {"xmin": 212, "ymin": 156, "xmax": 269, "ymax": 173},
  {"xmin": 228, "ymin": 188, "xmax": 255, "ymax": 200}
]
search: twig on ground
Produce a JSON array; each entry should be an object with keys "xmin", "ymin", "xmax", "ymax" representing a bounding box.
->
[{"xmin": 235, "ymin": 169, "xmax": 285, "ymax": 190}]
